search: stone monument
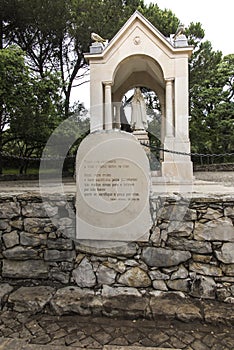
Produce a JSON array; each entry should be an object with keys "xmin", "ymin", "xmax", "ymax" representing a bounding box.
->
[
  {"xmin": 76, "ymin": 130, "xmax": 152, "ymax": 243},
  {"xmin": 84, "ymin": 10, "xmax": 194, "ymax": 184},
  {"xmin": 76, "ymin": 11, "xmax": 194, "ymax": 243}
]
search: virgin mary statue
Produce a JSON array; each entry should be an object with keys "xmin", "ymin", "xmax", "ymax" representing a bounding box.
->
[{"xmin": 131, "ymin": 88, "xmax": 147, "ymax": 131}]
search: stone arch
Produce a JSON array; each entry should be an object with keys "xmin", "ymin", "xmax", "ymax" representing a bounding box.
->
[{"xmin": 112, "ymin": 54, "xmax": 164, "ymax": 104}]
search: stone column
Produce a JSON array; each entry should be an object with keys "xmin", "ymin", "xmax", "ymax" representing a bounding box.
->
[
  {"xmin": 165, "ymin": 79, "xmax": 174, "ymax": 137},
  {"xmin": 160, "ymin": 102, "xmax": 165, "ymax": 162},
  {"xmin": 104, "ymin": 81, "xmax": 113, "ymax": 130},
  {"xmin": 113, "ymin": 102, "xmax": 121, "ymax": 129}
]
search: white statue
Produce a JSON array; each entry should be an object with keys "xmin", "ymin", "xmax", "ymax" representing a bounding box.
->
[{"xmin": 131, "ymin": 87, "xmax": 147, "ymax": 130}]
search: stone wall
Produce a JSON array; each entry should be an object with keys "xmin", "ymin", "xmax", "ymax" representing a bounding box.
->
[{"xmin": 0, "ymin": 193, "xmax": 234, "ymax": 322}]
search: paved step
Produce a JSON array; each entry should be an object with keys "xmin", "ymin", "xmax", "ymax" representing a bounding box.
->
[
  {"xmin": 0, "ymin": 340, "xmax": 180, "ymax": 350},
  {"xmin": 0, "ymin": 338, "xmax": 86, "ymax": 350}
]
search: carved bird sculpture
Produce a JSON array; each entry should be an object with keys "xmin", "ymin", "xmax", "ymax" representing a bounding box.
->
[
  {"xmin": 91, "ymin": 32, "xmax": 106, "ymax": 43},
  {"xmin": 173, "ymin": 23, "xmax": 185, "ymax": 40}
]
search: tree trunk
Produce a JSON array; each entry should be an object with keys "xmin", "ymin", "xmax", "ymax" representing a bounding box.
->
[{"xmin": 0, "ymin": 130, "xmax": 2, "ymax": 175}]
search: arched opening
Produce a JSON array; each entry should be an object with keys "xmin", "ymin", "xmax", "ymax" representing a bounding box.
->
[
  {"xmin": 119, "ymin": 86, "xmax": 162, "ymax": 171},
  {"xmin": 111, "ymin": 55, "xmax": 165, "ymax": 172}
]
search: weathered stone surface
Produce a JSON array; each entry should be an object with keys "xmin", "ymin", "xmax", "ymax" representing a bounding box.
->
[
  {"xmin": 2, "ymin": 231, "xmax": 19, "ymax": 248},
  {"xmin": 97, "ymin": 265, "xmax": 117, "ymax": 285},
  {"xmin": 171, "ymin": 265, "xmax": 188, "ymax": 280},
  {"xmin": 72, "ymin": 257, "xmax": 96, "ymax": 287},
  {"xmin": 10, "ymin": 219, "xmax": 23, "ymax": 230},
  {"xmin": 221, "ymin": 263, "xmax": 234, "ymax": 276},
  {"xmin": 142, "ymin": 247, "xmax": 191, "ymax": 267},
  {"xmin": 194, "ymin": 217, "xmax": 234, "ymax": 241},
  {"xmin": 22, "ymin": 202, "xmax": 58, "ymax": 217},
  {"xmin": 118, "ymin": 267, "xmax": 151, "ymax": 287},
  {"xmin": 75, "ymin": 241, "xmax": 138, "ymax": 257},
  {"xmin": 190, "ymin": 276, "xmax": 216, "ymax": 299},
  {"xmin": 102, "ymin": 286, "xmax": 148, "ymax": 318},
  {"xmin": 0, "ymin": 220, "xmax": 10, "ymax": 231},
  {"xmin": 0, "ymin": 202, "xmax": 20, "ymax": 219},
  {"xmin": 216, "ymin": 243, "xmax": 234, "ymax": 264},
  {"xmin": 50, "ymin": 270, "xmax": 70, "ymax": 284},
  {"xmin": 201, "ymin": 208, "xmax": 223, "ymax": 220},
  {"xmin": 3, "ymin": 246, "xmax": 38, "ymax": 260},
  {"xmin": 0, "ymin": 283, "xmax": 14, "ymax": 309},
  {"xmin": 47, "ymin": 238, "xmax": 73, "ymax": 250},
  {"xmin": 224, "ymin": 206, "xmax": 234, "ymax": 218},
  {"xmin": 150, "ymin": 227, "xmax": 161, "ymax": 246},
  {"xmin": 24, "ymin": 217, "xmax": 55, "ymax": 234},
  {"xmin": 20, "ymin": 231, "xmax": 47, "ymax": 246},
  {"xmin": 102, "ymin": 285, "xmax": 141, "ymax": 298},
  {"xmin": 8, "ymin": 286, "xmax": 55, "ymax": 313},
  {"xmin": 157, "ymin": 204, "xmax": 196, "ymax": 221},
  {"xmin": 103, "ymin": 260, "xmax": 126, "ymax": 273},
  {"xmin": 44, "ymin": 249, "xmax": 75, "ymax": 262},
  {"xmin": 2, "ymin": 259, "xmax": 48, "ymax": 279},
  {"xmin": 204, "ymin": 302, "xmax": 234, "ymax": 324},
  {"xmin": 152, "ymin": 280, "xmax": 168, "ymax": 291},
  {"xmin": 167, "ymin": 237, "xmax": 212, "ymax": 253},
  {"xmin": 167, "ymin": 221, "xmax": 194, "ymax": 236},
  {"xmin": 150, "ymin": 293, "xmax": 202, "ymax": 321},
  {"xmin": 190, "ymin": 262, "xmax": 222, "ymax": 276},
  {"xmin": 192, "ymin": 254, "xmax": 212, "ymax": 263},
  {"xmin": 166, "ymin": 279, "xmax": 189, "ymax": 292},
  {"xmin": 50, "ymin": 286, "xmax": 94, "ymax": 315},
  {"xmin": 149, "ymin": 270, "xmax": 169, "ymax": 280}
]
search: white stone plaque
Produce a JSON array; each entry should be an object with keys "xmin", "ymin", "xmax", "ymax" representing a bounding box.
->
[{"xmin": 76, "ymin": 130, "xmax": 152, "ymax": 242}]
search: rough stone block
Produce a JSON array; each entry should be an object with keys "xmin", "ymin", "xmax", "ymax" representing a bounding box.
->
[
  {"xmin": 2, "ymin": 259, "xmax": 48, "ymax": 279},
  {"xmin": 190, "ymin": 276, "xmax": 216, "ymax": 299},
  {"xmin": 24, "ymin": 217, "xmax": 54, "ymax": 234},
  {"xmin": 142, "ymin": 247, "xmax": 191, "ymax": 267},
  {"xmin": 75, "ymin": 241, "xmax": 138, "ymax": 257},
  {"xmin": 44, "ymin": 249, "xmax": 75, "ymax": 262},
  {"xmin": 215, "ymin": 242, "xmax": 234, "ymax": 264},
  {"xmin": 22, "ymin": 202, "xmax": 58, "ymax": 217},
  {"xmin": 47, "ymin": 238, "xmax": 73, "ymax": 250},
  {"xmin": 8, "ymin": 286, "xmax": 55, "ymax": 313},
  {"xmin": 189, "ymin": 262, "xmax": 222, "ymax": 276},
  {"xmin": 97, "ymin": 265, "xmax": 117, "ymax": 285},
  {"xmin": 150, "ymin": 293, "xmax": 202, "ymax": 322},
  {"xmin": 3, "ymin": 246, "xmax": 38, "ymax": 260},
  {"xmin": 0, "ymin": 202, "xmax": 20, "ymax": 219},
  {"xmin": 167, "ymin": 237, "xmax": 212, "ymax": 254},
  {"xmin": 2, "ymin": 231, "xmax": 19, "ymax": 248},
  {"xmin": 194, "ymin": 217, "xmax": 234, "ymax": 241},
  {"xmin": 72, "ymin": 257, "xmax": 96, "ymax": 287},
  {"xmin": 20, "ymin": 231, "xmax": 47, "ymax": 246},
  {"xmin": 118, "ymin": 266, "xmax": 151, "ymax": 287},
  {"xmin": 0, "ymin": 283, "xmax": 14, "ymax": 309},
  {"xmin": 50, "ymin": 286, "xmax": 95, "ymax": 315}
]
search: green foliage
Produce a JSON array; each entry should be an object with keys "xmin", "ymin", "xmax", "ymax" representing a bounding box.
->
[
  {"xmin": 189, "ymin": 46, "xmax": 234, "ymax": 161},
  {"xmin": 0, "ymin": 45, "xmax": 63, "ymax": 173}
]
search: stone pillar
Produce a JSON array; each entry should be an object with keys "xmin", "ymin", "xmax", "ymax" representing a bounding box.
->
[
  {"xmin": 165, "ymin": 79, "xmax": 174, "ymax": 138},
  {"xmin": 160, "ymin": 102, "xmax": 165, "ymax": 162},
  {"xmin": 104, "ymin": 82, "xmax": 113, "ymax": 130},
  {"xmin": 114, "ymin": 102, "xmax": 121, "ymax": 129}
]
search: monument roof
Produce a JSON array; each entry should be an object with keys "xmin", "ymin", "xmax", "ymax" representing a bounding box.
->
[{"xmin": 85, "ymin": 10, "xmax": 193, "ymax": 61}]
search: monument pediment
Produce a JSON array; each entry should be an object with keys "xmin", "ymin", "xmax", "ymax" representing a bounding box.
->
[{"xmin": 85, "ymin": 10, "xmax": 193, "ymax": 63}]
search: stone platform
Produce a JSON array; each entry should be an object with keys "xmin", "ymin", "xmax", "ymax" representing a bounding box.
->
[{"xmin": 0, "ymin": 172, "xmax": 234, "ymax": 195}]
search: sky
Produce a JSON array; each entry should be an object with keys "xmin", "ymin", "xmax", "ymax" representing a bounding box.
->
[
  {"xmin": 73, "ymin": 0, "xmax": 234, "ymax": 107},
  {"xmin": 145, "ymin": 0, "xmax": 234, "ymax": 55}
]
